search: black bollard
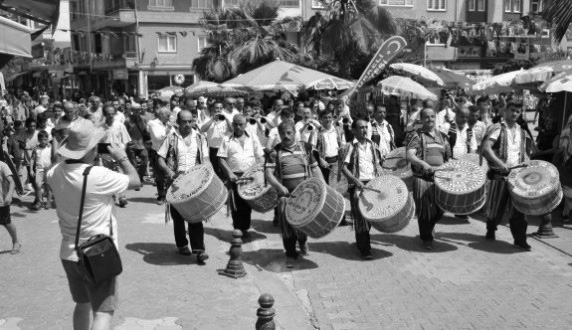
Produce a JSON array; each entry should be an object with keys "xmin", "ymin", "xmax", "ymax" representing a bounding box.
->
[
  {"xmin": 256, "ymin": 293, "xmax": 275, "ymax": 330},
  {"xmin": 534, "ymin": 213, "xmax": 558, "ymax": 238},
  {"xmin": 219, "ymin": 229, "xmax": 247, "ymax": 278}
]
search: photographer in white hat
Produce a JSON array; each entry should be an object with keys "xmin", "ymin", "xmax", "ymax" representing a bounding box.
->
[{"xmin": 47, "ymin": 119, "xmax": 140, "ymax": 330}]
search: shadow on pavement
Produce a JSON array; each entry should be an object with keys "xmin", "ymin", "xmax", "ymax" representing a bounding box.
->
[
  {"xmin": 439, "ymin": 214, "xmax": 473, "ymax": 226},
  {"xmin": 125, "ymin": 242, "xmax": 195, "ymax": 266},
  {"xmin": 438, "ymin": 232, "xmax": 529, "ymax": 254},
  {"xmin": 11, "ymin": 212, "xmax": 26, "ymax": 218},
  {"xmin": 241, "ymin": 248, "xmax": 318, "ymax": 272},
  {"xmin": 204, "ymin": 227, "xmax": 268, "ymax": 244},
  {"xmin": 128, "ymin": 197, "xmax": 158, "ymax": 204},
  {"xmin": 0, "ymin": 250, "xmax": 12, "ymax": 255},
  {"xmin": 250, "ymin": 219, "xmax": 281, "ymax": 234},
  {"xmin": 372, "ymin": 233, "xmax": 459, "ymax": 253},
  {"xmin": 309, "ymin": 241, "xmax": 393, "ymax": 261}
]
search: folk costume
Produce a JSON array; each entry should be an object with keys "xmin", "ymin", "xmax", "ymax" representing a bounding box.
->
[
  {"xmin": 342, "ymin": 138, "xmax": 384, "ymax": 257},
  {"xmin": 406, "ymin": 127, "xmax": 451, "ymax": 243},
  {"xmin": 312, "ymin": 124, "xmax": 346, "ymax": 184}
]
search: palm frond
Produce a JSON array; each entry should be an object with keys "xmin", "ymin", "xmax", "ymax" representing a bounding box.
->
[
  {"xmin": 365, "ymin": 6, "xmax": 399, "ymax": 36},
  {"xmin": 542, "ymin": 0, "xmax": 572, "ymax": 43},
  {"xmin": 347, "ymin": 16, "xmax": 382, "ymax": 53},
  {"xmin": 320, "ymin": 18, "xmax": 354, "ymax": 57}
]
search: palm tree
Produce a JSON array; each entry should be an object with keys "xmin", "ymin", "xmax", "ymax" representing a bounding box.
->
[
  {"xmin": 542, "ymin": 0, "xmax": 572, "ymax": 44},
  {"xmin": 301, "ymin": 0, "xmax": 398, "ymax": 79},
  {"xmin": 192, "ymin": 1, "xmax": 310, "ymax": 82}
]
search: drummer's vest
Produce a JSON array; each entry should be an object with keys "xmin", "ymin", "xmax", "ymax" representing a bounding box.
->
[
  {"xmin": 165, "ymin": 131, "xmax": 205, "ymax": 173},
  {"xmin": 486, "ymin": 122, "xmax": 529, "ymax": 172},
  {"xmin": 408, "ymin": 129, "xmax": 451, "ymax": 176},
  {"xmin": 341, "ymin": 139, "xmax": 382, "ymax": 183}
]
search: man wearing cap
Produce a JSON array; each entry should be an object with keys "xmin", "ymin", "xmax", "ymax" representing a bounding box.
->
[
  {"xmin": 157, "ymin": 110, "xmax": 210, "ymax": 264},
  {"xmin": 47, "ymin": 119, "xmax": 140, "ymax": 330}
]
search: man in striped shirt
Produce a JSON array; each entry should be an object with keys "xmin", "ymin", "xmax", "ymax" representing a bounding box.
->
[{"xmin": 265, "ymin": 120, "xmax": 323, "ymax": 268}]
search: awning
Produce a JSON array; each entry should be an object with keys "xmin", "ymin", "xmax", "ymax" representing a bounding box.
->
[
  {"xmin": 5, "ymin": 71, "xmax": 30, "ymax": 82},
  {"xmin": 0, "ymin": 16, "xmax": 32, "ymax": 68}
]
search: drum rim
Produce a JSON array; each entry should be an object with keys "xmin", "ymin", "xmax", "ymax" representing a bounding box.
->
[
  {"xmin": 285, "ymin": 177, "xmax": 328, "ymax": 226},
  {"xmin": 434, "ymin": 160, "xmax": 486, "ymax": 194},
  {"xmin": 507, "ymin": 160, "xmax": 559, "ymax": 198},
  {"xmin": 359, "ymin": 175, "xmax": 409, "ymax": 220},
  {"xmin": 166, "ymin": 164, "xmax": 214, "ymax": 203}
]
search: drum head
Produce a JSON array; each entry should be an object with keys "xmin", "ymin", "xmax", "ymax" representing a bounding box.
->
[
  {"xmin": 508, "ymin": 160, "xmax": 560, "ymax": 199},
  {"xmin": 381, "ymin": 147, "xmax": 413, "ymax": 180},
  {"xmin": 435, "ymin": 160, "xmax": 486, "ymax": 194},
  {"xmin": 237, "ymin": 164, "xmax": 272, "ymax": 200},
  {"xmin": 286, "ymin": 178, "xmax": 326, "ymax": 227},
  {"xmin": 358, "ymin": 175, "xmax": 409, "ymax": 221},
  {"xmin": 167, "ymin": 164, "xmax": 213, "ymax": 202}
]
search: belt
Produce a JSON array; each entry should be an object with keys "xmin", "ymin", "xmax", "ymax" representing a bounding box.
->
[{"xmin": 325, "ymin": 156, "xmax": 338, "ymax": 163}]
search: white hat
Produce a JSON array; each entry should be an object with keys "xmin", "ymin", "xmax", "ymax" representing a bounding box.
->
[{"xmin": 57, "ymin": 119, "xmax": 106, "ymax": 159}]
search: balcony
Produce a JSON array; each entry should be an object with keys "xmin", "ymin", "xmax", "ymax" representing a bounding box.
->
[{"xmin": 104, "ymin": 0, "xmax": 135, "ymax": 15}]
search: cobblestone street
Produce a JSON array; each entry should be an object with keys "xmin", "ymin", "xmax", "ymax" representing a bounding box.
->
[{"xmin": 1, "ymin": 185, "xmax": 572, "ymax": 329}]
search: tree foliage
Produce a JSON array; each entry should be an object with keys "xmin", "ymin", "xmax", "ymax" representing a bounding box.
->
[{"xmin": 542, "ymin": 0, "xmax": 572, "ymax": 44}]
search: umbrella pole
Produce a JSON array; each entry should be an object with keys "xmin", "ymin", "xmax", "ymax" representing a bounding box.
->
[{"xmin": 563, "ymin": 92, "xmax": 568, "ymax": 130}]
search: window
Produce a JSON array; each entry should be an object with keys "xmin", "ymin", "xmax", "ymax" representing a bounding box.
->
[
  {"xmin": 190, "ymin": 0, "xmax": 212, "ymax": 9},
  {"xmin": 225, "ymin": 0, "xmax": 240, "ymax": 7},
  {"xmin": 504, "ymin": 0, "xmax": 521, "ymax": 12},
  {"xmin": 149, "ymin": 0, "xmax": 172, "ymax": 8},
  {"xmin": 530, "ymin": 0, "xmax": 542, "ymax": 12},
  {"xmin": 124, "ymin": 35, "xmax": 136, "ymax": 53},
  {"xmin": 280, "ymin": 0, "xmax": 299, "ymax": 7},
  {"xmin": 504, "ymin": 0, "xmax": 511, "ymax": 12},
  {"xmin": 312, "ymin": 0, "xmax": 324, "ymax": 8},
  {"xmin": 158, "ymin": 35, "xmax": 177, "ymax": 53},
  {"xmin": 427, "ymin": 0, "xmax": 445, "ymax": 11},
  {"xmin": 380, "ymin": 0, "xmax": 414, "ymax": 7},
  {"xmin": 468, "ymin": 0, "xmax": 475, "ymax": 11},
  {"xmin": 198, "ymin": 37, "xmax": 208, "ymax": 53},
  {"xmin": 512, "ymin": 0, "xmax": 521, "ymax": 12},
  {"xmin": 477, "ymin": 0, "xmax": 485, "ymax": 11}
]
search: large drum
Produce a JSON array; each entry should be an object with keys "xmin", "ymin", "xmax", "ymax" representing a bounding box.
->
[
  {"xmin": 237, "ymin": 165, "xmax": 278, "ymax": 213},
  {"xmin": 166, "ymin": 164, "xmax": 228, "ymax": 222},
  {"xmin": 381, "ymin": 147, "xmax": 414, "ymax": 191},
  {"xmin": 328, "ymin": 162, "xmax": 349, "ymax": 195},
  {"xmin": 358, "ymin": 175, "xmax": 414, "ymax": 233},
  {"xmin": 285, "ymin": 178, "xmax": 345, "ymax": 238},
  {"xmin": 435, "ymin": 160, "xmax": 486, "ymax": 215},
  {"xmin": 507, "ymin": 160, "xmax": 563, "ymax": 216}
]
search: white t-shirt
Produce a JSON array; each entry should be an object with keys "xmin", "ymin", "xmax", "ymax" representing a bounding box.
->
[
  {"xmin": 344, "ymin": 139, "xmax": 375, "ymax": 181},
  {"xmin": 47, "ymin": 163, "xmax": 129, "ymax": 261},
  {"xmin": 452, "ymin": 125, "xmax": 478, "ymax": 157},
  {"xmin": 489, "ymin": 125, "xmax": 522, "ymax": 168}
]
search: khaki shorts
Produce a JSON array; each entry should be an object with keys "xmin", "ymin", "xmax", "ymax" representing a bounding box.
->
[{"xmin": 61, "ymin": 260, "xmax": 118, "ymax": 312}]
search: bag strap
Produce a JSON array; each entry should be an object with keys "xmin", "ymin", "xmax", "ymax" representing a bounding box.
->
[{"xmin": 74, "ymin": 165, "xmax": 94, "ymax": 252}]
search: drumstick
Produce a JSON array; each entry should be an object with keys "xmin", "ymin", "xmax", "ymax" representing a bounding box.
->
[
  {"xmin": 434, "ymin": 167, "xmax": 455, "ymax": 172},
  {"xmin": 361, "ymin": 187, "xmax": 382, "ymax": 194},
  {"xmin": 508, "ymin": 164, "xmax": 528, "ymax": 171}
]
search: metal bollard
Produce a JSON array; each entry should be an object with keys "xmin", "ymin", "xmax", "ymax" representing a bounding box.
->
[
  {"xmin": 219, "ymin": 229, "xmax": 247, "ymax": 278},
  {"xmin": 534, "ymin": 213, "xmax": 558, "ymax": 238},
  {"xmin": 256, "ymin": 293, "xmax": 275, "ymax": 330}
]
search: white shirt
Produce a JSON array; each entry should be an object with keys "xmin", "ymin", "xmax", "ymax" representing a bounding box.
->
[
  {"xmin": 158, "ymin": 129, "xmax": 207, "ymax": 173},
  {"xmin": 436, "ymin": 108, "xmax": 456, "ymax": 133},
  {"xmin": 266, "ymin": 110, "xmax": 281, "ymax": 127},
  {"xmin": 147, "ymin": 118, "xmax": 171, "ymax": 151},
  {"xmin": 452, "ymin": 125, "xmax": 478, "ymax": 157},
  {"xmin": 245, "ymin": 122, "xmax": 268, "ymax": 148},
  {"xmin": 217, "ymin": 133, "xmax": 264, "ymax": 173},
  {"xmin": 102, "ymin": 122, "xmax": 131, "ymax": 149},
  {"xmin": 205, "ymin": 118, "xmax": 230, "ymax": 148},
  {"xmin": 489, "ymin": 124, "xmax": 522, "ymax": 168},
  {"xmin": 369, "ymin": 120, "xmax": 392, "ymax": 156},
  {"xmin": 266, "ymin": 127, "xmax": 301, "ymax": 149},
  {"xmin": 344, "ymin": 139, "xmax": 375, "ymax": 181},
  {"xmin": 320, "ymin": 126, "xmax": 345, "ymax": 158},
  {"xmin": 34, "ymin": 145, "xmax": 52, "ymax": 170},
  {"xmin": 295, "ymin": 120, "xmax": 315, "ymax": 143},
  {"xmin": 222, "ymin": 108, "xmax": 240, "ymax": 122},
  {"xmin": 115, "ymin": 111, "xmax": 126, "ymax": 125},
  {"xmin": 47, "ymin": 163, "xmax": 129, "ymax": 261}
]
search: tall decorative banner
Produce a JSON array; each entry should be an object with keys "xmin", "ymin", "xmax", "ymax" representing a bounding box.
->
[{"xmin": 350, "ymin": 36, "xmax": 408, "ymax": 97}]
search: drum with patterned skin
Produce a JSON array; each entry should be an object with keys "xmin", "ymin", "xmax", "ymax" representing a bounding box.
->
[
  {"xmin": 285, "ymin": 178, "xmax": 345, "ymax": 238},
  {"xmin": 237, "ymin": 164, "xmax": 278, "ymax": 213},
  {"xmin": 358, "ymin": 175, "xmax": 414, "ymax": 233},
  {"xmin": 381, "ymin": 147, "xmax": 414, "ymax": 191},
  {"xmin": 507, "ymin": 160, "xmax": 563, "ymax": 216},
  {"xmin": 167, "ymin": 164, "xmax": 228, "ymax": 223},
  {"xmin": 434, "ymin": 160, "xmax": 487, "ymax": 215}
]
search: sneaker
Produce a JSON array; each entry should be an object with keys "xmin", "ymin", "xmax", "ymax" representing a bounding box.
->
[
  {"xmin": 361, "ymin": 252, "xmax": 373, "ymax": 260},
  {"xmin": 118, "ymin": 198, "xmax": 128, "ymax": 208},
  {"xmin": 285, "ymin": 256, "xmax": 296, "ymax": 268},
  {"xmin": 485, "ymin": 230, "xmax": 496, "ymax": 241},
  {"xmin": 197, "ymin": 252, "xmax": 209, "ymax": 265},
  {"xmin": 178, "ymin": 246, "xmax": 192, "ymax": 256},
  {"xmin": 31, "ymin": 203, "xmax": 42, "ymax": 211},
  {"xmin": 514, "ymin": 240, "xmax": 531, "ymax": 251},
  {"xmin": 422, "ymin": 241, "xmax": 433, "ymax": 251},
  {"xmin": 156, "ymin": 198, "xmax": 165, "ymax": 206},
  {"xmin": 11, "ymin": 242, "xmax": 21, "ymax": 254}
]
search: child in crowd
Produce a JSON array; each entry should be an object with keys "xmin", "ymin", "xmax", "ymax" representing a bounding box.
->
[{"xmin": 31, "ymin": 130, "xmax": 53, "ymax": 210}]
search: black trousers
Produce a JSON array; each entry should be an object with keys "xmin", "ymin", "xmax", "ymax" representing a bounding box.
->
[
  {"xmin": 230, "ymin": 174, "xmax": 252, "ymax": 231},
  {"xmin": 149, "ymin": 149, "xmax": 166, "ymax": 200},
  {"xmin": 127, "ymin": 147, "xmax": 148, "ymax": 180},
  {"xmin": 485, "ymin": 176, "xmax": 528, "ymax": 243},
  {"xmin": 349, "ymin": 184, "xmax": 371, "ymax": 255},
  {"xmin": 209, "ymin": 147, "xmax": 224, "ymax": 180},
  {"xmin": 170, "ymin": 205, "xmax": 205, "ymax": 253}
]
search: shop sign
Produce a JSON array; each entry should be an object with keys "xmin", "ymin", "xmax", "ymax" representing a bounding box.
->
[{"xmin": 113, "ymin": 69, "xmax": 128, "ymax": 80}]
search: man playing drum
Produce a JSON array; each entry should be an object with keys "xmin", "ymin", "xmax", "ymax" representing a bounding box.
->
[
  {"xmin": 218, "ymin": 115, "xmax": 265, "ymax": 239},
  {"xmin": 265, "ymin": 120, "xmax": 323, "ymax": 268},
  {"xmin": 157, "ymin": 110, "xmax": 211, "ymax": 264},
  {"xmin": 341, "ymin": 119, "xmax": 384, "ymax": 259},
  {"xmin": 482, "ymin": 101, "xmax": 533, "ymax": 250},
  {"xmin": 406, "ymin": 108, "xmax": 452, "ymax": 250}
]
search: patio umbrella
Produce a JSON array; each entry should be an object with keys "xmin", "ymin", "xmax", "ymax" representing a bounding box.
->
[
  {"xmin": 539, "ymin": 72, "xmax": 572, "ymax": 93},
  {"xmin": 155, "ymin": 86, "xmax": 184, "ymax": 102},
  {"xmin": 377, "ymin": 76, "xmax": 438, "ymax": 101},
  {"xmin": 389, "ymin": 63, "xmax": 444, "ymax": 86},
  {"xmin": 185, "ymin": 80, "xmax": 249, "ymax": 98},
  {"xmin": 223, "ymin": 60, "xmax": 354, "ymax": 94},
  {"xmin": 469, "ymin": 69, "xmax": 523, "ymax": 95},
  {"xmin": 431, "ymin": 68, "xmax": 474, "ymax": 89},
  {"xmin": 513, "ymin": 60, "xmax": 572, "ymax": 90}
]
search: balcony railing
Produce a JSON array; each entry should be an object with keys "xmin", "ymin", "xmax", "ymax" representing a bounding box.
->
[{"xmin": 104, "ymin": 0, "xmax": 135, "ymax": 15}]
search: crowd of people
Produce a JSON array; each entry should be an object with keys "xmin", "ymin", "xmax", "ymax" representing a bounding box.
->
[{"xmin": 1, "ymin": 86, "xmax": 571, "ymax": 329}]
